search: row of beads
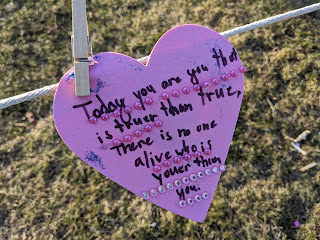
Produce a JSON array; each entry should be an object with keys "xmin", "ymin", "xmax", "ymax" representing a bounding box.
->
[
  {"xmin": 89, "ymin": 66, "xmax": 247, "ymax": 124},
  {"xmin": 88, "ymin": 96, "xmax": 154, "ymax": 124},
  {"xmin": 142, "ymin": 164, "xmax": 227, "ymax": 200},
  {"xmin": 153, "ymin": 149, "xmax": 212, "ymax": 173},
  {"xmin": 178, "ymin": 192, "xmax": 210, "ymax": 208},
  {"xmin": 159, "ymin": 65, "xmax": 247, "ymax": 101},
  {"xmin": 112, "ymin": 120, "xmax": 163, "ymax": 146}
]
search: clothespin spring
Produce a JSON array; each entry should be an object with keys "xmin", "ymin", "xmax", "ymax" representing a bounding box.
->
[{"xmin": 71, "ymin": 35, "xmax": 94, "ymax": 62}]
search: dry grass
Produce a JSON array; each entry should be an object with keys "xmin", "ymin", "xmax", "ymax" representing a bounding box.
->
[{"xmin": 0, "ymin": 0, "xmax": 320, "ymax": 239}]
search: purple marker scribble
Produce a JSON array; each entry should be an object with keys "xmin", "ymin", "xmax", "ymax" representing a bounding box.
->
[
  {"xmin": 90, "ymin": 78, "xmax": 105, "ymax": 93},
  {"xmin": 85, "ymin": 151, "xmax": 105, "ymax": 169},
  {"xmin": 116, "ymin": 57, "xmax": 123, "ymax": 63},
  {"xmin": 66, "ymin": 72, "xmax": 75, "ymax": 85}
]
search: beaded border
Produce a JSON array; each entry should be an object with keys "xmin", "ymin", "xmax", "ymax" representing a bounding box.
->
[{"xmin": 141, "ymin": 164, "xmax": 227, "ymax": 201}]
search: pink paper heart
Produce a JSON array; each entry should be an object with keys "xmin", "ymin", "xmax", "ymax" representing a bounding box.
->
[{"xmin": 53, "ymin": 24, "xmax": 244, "ymax": 222}]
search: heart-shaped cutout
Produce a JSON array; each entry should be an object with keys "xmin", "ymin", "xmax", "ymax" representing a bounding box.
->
[{"xmin": 53, "ymin": 24, "xmax": 245, "ymax": 222}]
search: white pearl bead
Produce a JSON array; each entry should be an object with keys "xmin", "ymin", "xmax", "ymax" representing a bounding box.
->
[
  {"xmin": 150, "ymin": 189, "xmax": 157, "ymax": 196},
  {"xmin": 205, "ymin": 169, "xmax": 212, "ymax": 175},
  {"xmin": 166, "ymin": 182, "xmax": 173, "ymax": 190},
  {"xmin": 174, "ymin": 179, "xmax": 182, "ymax": 187},
  {"xmin": 202, "ymin": 192, "xmax": 209, "ymax": 199},
  {"xmin": 187, "ymin": 198, "xmax": 194, "ymax": 205},
  {"xmin": 220, "ymin": 164, "xmax": 227, "ymax": 172},
  {"xmin": 194, "ymin": 195, "xmax": 202, "ymax": 202},
  {"xmin": 158, "ymin": 185, "xmax": 165, "ymax": 193},
  {"xmin": 179, "ymin": 200, "xmax": 186, "ymax": 207},
  {"xmin": 182, "ymin": 177, "xmax": 189, "ymax": 184},
  {"xmin": 190, "ymin": 174, "xmax": 197, "ymax": 181},
  {"xmin": 197, "ymin": 171, "xmax": 205, "ymax": 178},
  {"xmin": 212, "ymin": 166, "xmax": 219, "ymax": 173},
  {"xmin": 142, "ymin": 192, "xmax": 149, "ymax": 199}
]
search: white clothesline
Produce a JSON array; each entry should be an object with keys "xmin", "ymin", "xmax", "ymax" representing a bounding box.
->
[{"xmin": 1, "ymin": 2, "xmax": 320, "ymax": 110}]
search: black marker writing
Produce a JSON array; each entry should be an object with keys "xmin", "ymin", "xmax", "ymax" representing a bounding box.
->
[
  {"xmin": 187, "ymin": 64, "xmax": 208, "ymax": 85},
  {"xmin": 73, "ymin": 101, "xmax": 92, "ymax": 120},
  {"xmin": 160, "ymin": 99, "xmax": 193, "ymax": 117},
  {"xmin": 110, "ymin": 137, "xmax": 154, "ymax": 156},
  {"xmin": 132, "ymin": 85, "xmax": 156, "ymax": 111},
  {"xmin": 176, "ymin": 185, "xmax": 199, "ymax": 200},
  {"xmin": 161, "ymin": 77, "xmax": 182, "ymax": 89},
  {"xmin": 160, "ymin": 130, "xmax": 173, "ymax": 141},
  {"xmin": 152, "ymin": 163, "xmax": 191, "ymax": 186}
]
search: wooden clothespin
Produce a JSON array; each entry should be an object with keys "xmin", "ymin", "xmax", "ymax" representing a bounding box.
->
[{"xmin": 71, "ymin": 0, "xmax": 92, "ymax": 96}]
